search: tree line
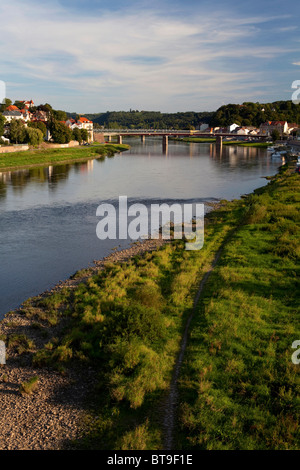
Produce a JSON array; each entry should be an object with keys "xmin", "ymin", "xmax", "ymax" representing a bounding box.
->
[
  {"xmin": 69, "ymin": 110, "xmax": 215, "ymax": 130},
  {"xmin": 209, "ymin": 101, "xmax": 300, "ymax": 127},
  {"xmin": 69, "ymin": 101, "xmax": 300, "ymax": 129}
]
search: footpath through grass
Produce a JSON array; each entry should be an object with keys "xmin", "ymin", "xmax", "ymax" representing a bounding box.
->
[
  {"xmin": 1, "ymin": 162, "xmax": 299, "ymax": 450},
  {"xmin": 176, "ymin": 164, "xmax": 300, "ymax": 450},
  {"xmin": 0, "ymin": 143, "xmax": 129, "ymax": 171}
]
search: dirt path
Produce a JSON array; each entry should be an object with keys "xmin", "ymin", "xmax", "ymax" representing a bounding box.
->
[{"xmin": 163, "ymin": 227, "xmax": 239, "ymax": 450}]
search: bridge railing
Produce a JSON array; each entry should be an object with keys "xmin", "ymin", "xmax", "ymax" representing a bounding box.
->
[{"xmin": 98, "ymin": 129, "xmax": 197, "ymax": 133}]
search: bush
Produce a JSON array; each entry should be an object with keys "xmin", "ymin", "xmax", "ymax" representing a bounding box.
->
[
  {"xmin": 8, "ymin": 334, "xmax": 35, "ymax": 354},
  {"xmin": 19, "ymin": 376, "xmax": 39, "ymax": 396},
  {"xmin": 25, "ymin": 127, "xmax": 44, "ymax": 146}
]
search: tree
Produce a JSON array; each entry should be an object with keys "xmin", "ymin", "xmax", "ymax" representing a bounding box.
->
[
  {"xmin": 9, "ymin": 120, "xmax": 26, "ymax": 144},
  {"xmin": 49, "ymin": 119, "xmax": 72, "ymax": 143},
  {"xmin": 0, "ymin": 98, "xmax": 12, "ymax": 112},
  {"xmin": 81, "ymin": 128, "xmax": 89, "ymax": 142},
  {"xmin": 0, "ymin": 114, "xmax": 5, "ymax": 136},
  {"xmin": 72, "ymin": 127, "xmax": 82, "ymax": 143},
  {"xmin": 25, "ymin": 127, "xmax": 43, "ymax": 146},
  {"xmin": 37, "ymin": 103, "xmax": 52, "ymax": 113},
  {"xmin": 271, "ymin": 129, "xmax": 280, "ymax": 142},
  {"xmin": 28, "ymin": 121, "xmax": 47, "ymax": 137},
  {"xmin": 53, "ymin": 109, "xmax": 67, "ymax": 121},
  {"xmin": 13, "ymin": 101, "xmax": 25, "ymax": 110}
]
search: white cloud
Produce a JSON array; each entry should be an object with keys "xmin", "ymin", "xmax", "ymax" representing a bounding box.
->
[{"xmin": 0, "ymin": 1, "xmax": 296, "ymax": 111}]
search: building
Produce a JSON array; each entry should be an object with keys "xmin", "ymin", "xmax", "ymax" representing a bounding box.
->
[
  {"xmin": 31, "ymin": 110, "xmax": 48, "ymax": 122},
  {"xmin": 259, "ymin": 121, "xmax": 289, "ymax": 137},
  {"xmin": 235, "ymin": 127, "xmax": 250, "ymax": 135},
  {"xmin": 6, "ymin": 105, "xmax": 21, "ymax": 112},
  {"xmin": 20, "ymin": 109, "xmax": 32, "ymax": 122},
  {"xmin": 2, "ymin": 110, "xmax": 24, "ymax": 122},
  {"xmin": 228, "ymin": 123, "xmax": 240, "ymax": 133},
  {"xmin": 20, "ymin": 100, "xmax": 34, "ymax": 109},
  {"xmin": 287, "ymin": 123, "xmax": 299, "ymax": 135},
  {"xmin": 214, "ymin": 126, "xmax": 228, "ymax": 134},
  {"xmin": 77, "ymin": 117, "xmax": 94, "ymax": 141},
  {"xmin": 66, "ymin": 116, "xmax": 94, "ymax": 142}
]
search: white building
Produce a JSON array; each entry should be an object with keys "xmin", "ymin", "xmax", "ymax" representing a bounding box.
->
[
  {"xmin": 2, "ymin": 110, "xmax": 24, "ymax": 122},
  {"xmin": 228, "ymin": 123, "xmax": 240, "ymax": 133},
  {"xmin": 66, "ymin": 116, "xmax": 94, "ymax": 142}
]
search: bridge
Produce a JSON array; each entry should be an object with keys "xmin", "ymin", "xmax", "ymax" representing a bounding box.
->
[{"xmin": 94, "ymin": 129, "xmax": 269, "ymax": 152}]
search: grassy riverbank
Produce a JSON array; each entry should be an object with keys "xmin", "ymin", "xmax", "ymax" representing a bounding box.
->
[
  {"xmin": 0, "ymin": 162, "xmax": 299, "ymax": 450},
  {"xmin": 176, "ymin": 164, "xmax": 300, "ymax": 450},
  {"xmin": 174, "ymin": 137, "xmax": 270, "ymax": 148},
  {"xmin": 0, "ymin": 143, "xmax": 129, "ymax": 171},
  {"xmin": 223, "ymin": 141, "xmax": 270, "ymax": 148}
]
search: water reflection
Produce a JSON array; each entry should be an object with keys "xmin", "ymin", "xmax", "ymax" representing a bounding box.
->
[
  {"xmin": 0, "ymin": 159, "xmax": 97, "ymax": 199},
  {"xmin": 208, "ymin": 142, "xmax": 276, "ymax": 171},
  {"xmin": 0, "ymin": 141, "xmax": 281, "ymax": 207}
]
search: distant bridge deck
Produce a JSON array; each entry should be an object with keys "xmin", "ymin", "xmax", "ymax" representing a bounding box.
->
[{"xmin": 95, "ymin": 130, "xmax": 269, "ymax": 140}]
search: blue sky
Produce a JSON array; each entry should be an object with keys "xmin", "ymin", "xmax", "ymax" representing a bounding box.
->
[{"xmin": 0, "ymin": 0, "xmax": 299, "ymax": 113}]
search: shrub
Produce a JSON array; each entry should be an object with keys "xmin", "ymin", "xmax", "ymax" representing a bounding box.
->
[
  {"xmin": 8, "ymin": 334, "xmax": 35, "ymax": 354},
  {"xmin": 19, "ymin": 376, "xmax": 39, "ymax": 396}
]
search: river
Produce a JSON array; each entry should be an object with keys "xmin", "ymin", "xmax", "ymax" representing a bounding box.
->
[{"xmin": 0, "ymin": 137, "xmax": 282, "ymax": 318}]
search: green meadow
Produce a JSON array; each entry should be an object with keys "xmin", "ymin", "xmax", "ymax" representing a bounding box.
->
[
  {"xmin": 176, "ymin": 164, "xmax": 300, "ymax": 450},
  {"xmin": 0, "ymin": 144, "xmax": 129, "ymax": 171}
]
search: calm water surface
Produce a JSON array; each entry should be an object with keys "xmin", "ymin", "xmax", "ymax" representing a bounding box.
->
[{"xmin": 0, "ymin": 138, "xmax": 282, "ymax": 317}]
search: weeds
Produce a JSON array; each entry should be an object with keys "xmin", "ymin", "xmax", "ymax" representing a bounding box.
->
[{"xmin": 19, "ymin": 376, "xmax": 39, "ymax": 396}]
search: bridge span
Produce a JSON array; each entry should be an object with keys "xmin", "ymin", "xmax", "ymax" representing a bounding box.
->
[{"xmin": 93, "ymin": 129, "xmax": 269, "ymax": 152}]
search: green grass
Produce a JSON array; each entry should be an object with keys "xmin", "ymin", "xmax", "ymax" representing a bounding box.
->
[
  {"xmin": 7, "ymin": 334, "xmax": 35, "ymax": 355},
  {"xmin": 173, "ymin": 137, "xmax": 271, "ymax": 148},
  {"xmin": 0, "ymin": 144, "xmax": 129, "ymax": 171},
  {"xmin": 176, "ymin": 166, "xmax": 300, "ymax": 450},
  {"xmin": 223, "ymin": 141, "xmax": 271, "ymax": 148}
]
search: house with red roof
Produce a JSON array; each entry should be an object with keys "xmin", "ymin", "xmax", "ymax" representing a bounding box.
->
[
  {"xmin": 21, "ymin": 100, "xmax": 34, "ymax": 109},
  {"xmin": 65, "ymin": 116, "xmax": 94, "ymax": 141},
  {"xmin": 31, "ymin": 110, "xmax": 48, "ymax": 122},
  {"xmin": 259, "ymin": 121, "xmax": 289, "ymax": 136},
  {"xmin": 6, "ymin": 105, "xmax": 20, "ymax": 112}
]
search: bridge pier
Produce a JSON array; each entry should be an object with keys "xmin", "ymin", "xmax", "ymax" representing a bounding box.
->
[
  {"xmin": 141, "ymin": 135, "xmax": 145, "ymax": 144},
  {"xmin": 117, "ymin": 135, "xmax": 123, "ymax": 144},
  {"xmin": 107, "ymin": 135, "xmax": 112, "ymax": 142},
  {"xmin": 216, "ymin": 135, "xmax": 223, "ymax": 148},
  {"xmin": 162, "ymin": 135, "xmax": 168, "ymax": 154}
]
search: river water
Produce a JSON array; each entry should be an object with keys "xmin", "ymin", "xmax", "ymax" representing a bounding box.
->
[{"xmin": 0, "ymin": 138, "xmax": 281, "ymax": 318}]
